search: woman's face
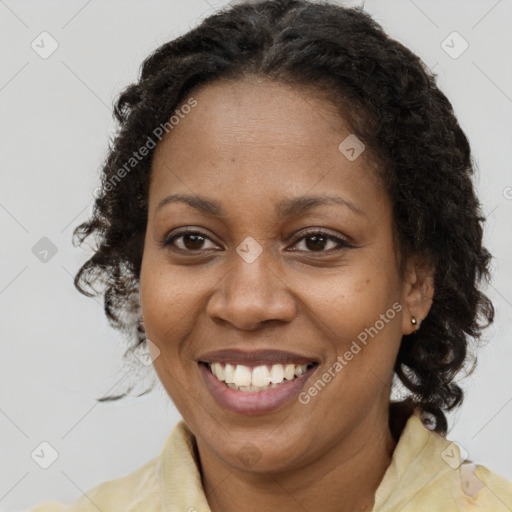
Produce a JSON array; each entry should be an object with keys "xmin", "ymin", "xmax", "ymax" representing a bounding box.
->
[{"xmin": 140, "ymin": 77, "xmax": 427, "ymax": 473}]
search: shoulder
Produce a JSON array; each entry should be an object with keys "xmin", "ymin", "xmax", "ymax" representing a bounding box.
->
[
  {"xmin": 26, "ymin": 420, "xmax": 208, "ymax": 512},
  {"xmin": 375, "ymin": 406, "xmax": 512, "ymax": 511},
  {"xmin": 25, "ymin": 451, "xmax": 162, "ymax": 512},
  {"xmin": 464, "ymin": 462, "xmax": 512, "ymax": 511}
]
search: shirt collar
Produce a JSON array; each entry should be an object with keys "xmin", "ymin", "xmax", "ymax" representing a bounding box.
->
[{"xmin": 156, "ymin": 406, "xmax": 457, "ymax": 512}]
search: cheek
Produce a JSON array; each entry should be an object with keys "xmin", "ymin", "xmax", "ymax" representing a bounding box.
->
[
  {"xmin": 302, "ymin": 265, "xmax": 399, "ymax": 334},
  {"xmin": 140, "ymin": 247, "xmax": 205, "ymax": 329},
  {"xmin": 139, "ymin": 261, "xmax": 202, "ymax": 411},
  {"xmin": 299, "ymin": 276, "xmax": 403, "ymax": 413},
  {"xmin": 300, "ymin": 260, "xmax": 403, "ymax": 379},
  {"xmin": 139, "ymin": 253, "xmax": 222, "ymax": 377},
  {"xmin": 139, "ymin": 252, "xmax": 191, "ymax": 354}
]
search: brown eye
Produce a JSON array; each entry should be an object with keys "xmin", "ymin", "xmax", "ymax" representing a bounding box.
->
[
  {"xmin": 180, "ymin": 233, "xmax": 207, "ymax": 251},
  {"xmin": 162, "ymin": 230, "xmax": 219, "ymax": 252},
  {"xmin": 290, "ymin": 229, "xmax": 352, "ymax": 254},
  {"xmin": 303, "ymin": 234, "xmax": 329, "ymax": 252}
]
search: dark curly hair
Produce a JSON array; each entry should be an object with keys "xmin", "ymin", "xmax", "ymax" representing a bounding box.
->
[{"xmin": 73, "ymin": 0, "xmax": 494, "ymax": 434}]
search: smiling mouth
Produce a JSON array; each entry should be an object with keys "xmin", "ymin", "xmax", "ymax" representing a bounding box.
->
[{"xmin": 199, "ymin": 361, "xmax": 319, "ymax": 392}]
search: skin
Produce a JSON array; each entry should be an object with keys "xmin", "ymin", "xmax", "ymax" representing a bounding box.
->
[{"xmin": 139, "ymin": 76, "xmax": 434, "ymax": 512}]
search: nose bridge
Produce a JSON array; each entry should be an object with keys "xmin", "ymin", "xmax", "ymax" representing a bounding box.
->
[
  {"xmin": 230, "ymin": 238, "xmax": 276, "ymax": 299},
  {"xmin": 206, "ymin": 237, "xmax": 296, "ymax": 329}
]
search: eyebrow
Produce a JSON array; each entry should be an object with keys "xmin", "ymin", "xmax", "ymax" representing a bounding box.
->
[{"xmin": 155, "ymin": 193, "xmax": 365, "ymax": 218}]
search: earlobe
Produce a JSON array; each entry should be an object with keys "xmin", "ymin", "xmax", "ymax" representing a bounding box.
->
[
  {"xmin": 401, "ymin": 255, "xmax": 434, "ymax": 335},
  {"xmin": 402, "ymin": 313, "xmax": 422, "ymax": 336}
]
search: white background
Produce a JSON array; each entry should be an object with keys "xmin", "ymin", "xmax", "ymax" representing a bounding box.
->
[{"xmin": 1, "ymin": 0, "xmax": 511, "ymax": 510}]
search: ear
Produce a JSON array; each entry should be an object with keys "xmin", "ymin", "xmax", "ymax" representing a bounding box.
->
[{"xmin": 401, "ymin": 254, "xmax": 434, "ymax": 335}]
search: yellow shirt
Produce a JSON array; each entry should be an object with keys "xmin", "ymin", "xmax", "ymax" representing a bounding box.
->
[{"xmin": 27, "ymin": 408, "xmax": 512, "ymax": 511}]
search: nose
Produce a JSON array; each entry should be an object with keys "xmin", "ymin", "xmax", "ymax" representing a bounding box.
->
[{"xmin": 206, "ymin": 245, "xmax": 297, "ymax": 331}]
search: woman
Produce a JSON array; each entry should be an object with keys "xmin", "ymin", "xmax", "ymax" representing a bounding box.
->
[{"xmin": 28, "ymin": 0, "xmax": 512, "ymax": 510}]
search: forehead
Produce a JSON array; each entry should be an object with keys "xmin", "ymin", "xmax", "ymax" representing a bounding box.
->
[
  {"xmin": 149, "ymin": 77, "xmax": 384, "ymax": 215},
  {"xmin": 154, "ymin": 77, "xmax": 354, "ymax": 159}
]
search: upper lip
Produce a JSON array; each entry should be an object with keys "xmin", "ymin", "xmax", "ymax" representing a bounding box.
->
[{"xmin": 198, "ymin": 349, "xmax": 319, "ymax": 367}]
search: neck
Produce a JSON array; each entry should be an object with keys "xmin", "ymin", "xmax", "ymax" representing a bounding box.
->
[{"xmin": 197, "ymin": 404, "xmax": 399, "ymax": 512}]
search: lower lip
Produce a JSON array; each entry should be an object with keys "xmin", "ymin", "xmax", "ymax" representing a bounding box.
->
[{"xmin": 198, "ymin": 362, "xmax": 318, "ymax": 415}]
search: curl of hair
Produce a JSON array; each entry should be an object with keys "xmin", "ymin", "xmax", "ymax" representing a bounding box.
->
[{"xmin": 73, "ymin": 0, "xmax": 494, "ymax": 434}]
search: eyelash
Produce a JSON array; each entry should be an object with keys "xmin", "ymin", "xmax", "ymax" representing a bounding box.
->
[{"xmin": 161, "ymin": 228, "xmax": 353, "ymax": 255}]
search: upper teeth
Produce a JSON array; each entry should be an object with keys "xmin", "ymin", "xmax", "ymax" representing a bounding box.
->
[{"xmin": 209, "ymin": 362, "xmax": 310, "ymax": 388}]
